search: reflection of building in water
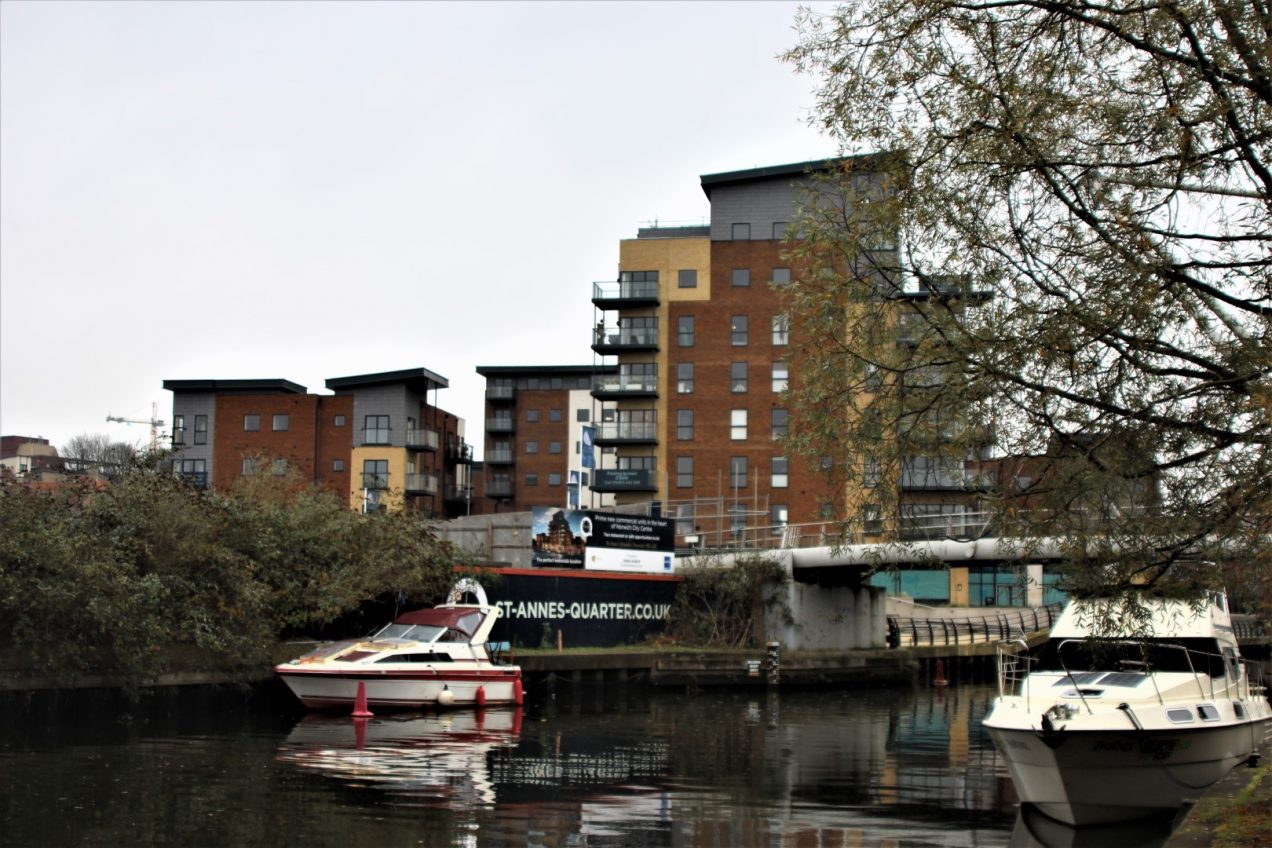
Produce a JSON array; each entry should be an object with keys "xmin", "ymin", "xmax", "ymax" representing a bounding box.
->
[{"xmin": 534, "ymin": 510, "xmax": 585, "ymax": 556}]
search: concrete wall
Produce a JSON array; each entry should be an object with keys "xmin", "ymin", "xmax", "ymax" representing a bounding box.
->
[{"xmin": 768, "ymin": 578, "xmax": 886, "ymax": 650}]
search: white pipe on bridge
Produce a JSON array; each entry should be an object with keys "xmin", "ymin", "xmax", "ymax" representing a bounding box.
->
[{"xmin": 787, "ymin": 537, "xmax": 1071, "ymax": 569}]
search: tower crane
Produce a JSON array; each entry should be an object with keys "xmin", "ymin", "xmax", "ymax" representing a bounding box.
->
[{"xmin": 106, "ymin": 402, "xmax": 165, "ymax": 452}]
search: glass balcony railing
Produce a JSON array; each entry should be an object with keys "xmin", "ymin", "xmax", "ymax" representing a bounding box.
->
[
  {"xmin": 485, "ymin": 449, "xmax": 514, "ymax": 464},
  {"xmin": 486, "ymin": 417, "xmax": 515, "ymax": 433},
  {"xmin": 486, "ymin": 478, "xmax": 513, "ymax": 498},
  {"xmin": 591, "ymin": 372, "xmax": 658, "ymax": 395},
  {"xmin": 592, "ymin": 280, "xmax": 659, "ymax": 304},
  {"xmin": 406, "ymin": 428, "xmax": 440, "ymax": 450},
  {"xmin": 405, "ymin": 473, "xmax": 438, "ymax": 495},
  {"xmin": 592, "ymin": 328, "xmax": 659, "ymax": 348},
  {"xmin": 594, "ymin": 421, "xmax": 659, "ymax": 443}
]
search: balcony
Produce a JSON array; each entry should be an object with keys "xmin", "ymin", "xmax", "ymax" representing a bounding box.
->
[
  {"xmin": 405, "ymin": 473, "xmax": 439, "ymax": 495},
  {"xmin": 485, "ymin": 449, "xmax": 514, "ymax": 465},
  {"xmin": 592, "ymin": 468, "xmax": 657, "ymax": 493},
  {"xmin": 592, "ymin": 279, "xmax": 659, "ymax": 309},
  {"xmin": 592, "ymin": 326, "xmax": 659, "ymax": 354},
  {"xmin": 594, "ymin": 420, "xmax": 659, "ymax": 446},
  {"xmin": 406, "ymin": 428, "xmax": 440, "ymax": 451},
  {"xmin": 444, "ymin": 483, "xmax": 473, "ymax": 504},
  {"xmin": 486, "ymin": 384, "xmax": 515, "ymax": 401},
  {"xmin": 486, "ymin": 478, "xmax": 513, "ymax": 498},
  {"xmin": 591, "ymin": 370, "xmax": 658, "ymax": 399},
  {"xmin": 447, "ymin": 440, "xmax": 474, "ymax": 463},
  {"xmin": 487, "ymin": 417, "xmax": 515, "ymax": 433}
]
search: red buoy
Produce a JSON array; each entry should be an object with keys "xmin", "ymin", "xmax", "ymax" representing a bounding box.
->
[
  {"xmin": 933, "ymin": 659, "xmax": 949, "ymax": 688},
  {"xmin": 352, "ymin": 681, "xmax": 374, "ymax": 717},
  {"xmin": 475, "ymin": 685, "xmax": 487, "ymax": 707},
  {"xmin": 513, "ymin": 676, "xmax": 524, "ymax": 706}
]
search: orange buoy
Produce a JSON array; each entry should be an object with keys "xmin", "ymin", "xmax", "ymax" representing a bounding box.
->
[
  {"xmin": 352, "ymin": 681, "xmax": 374, "ymax": 717},
  {"xmin": 933, "ymin": 659, "xmax": 949, "ymax": 688}
]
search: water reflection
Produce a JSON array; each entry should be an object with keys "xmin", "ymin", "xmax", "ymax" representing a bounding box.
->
[
  {"xmin": 1008, "ymin": 804, "xmax": 1180, "ymax": 848},
  {"xmin": 278, "ymin": 710, "xmax": 524, "ymax": 807}
]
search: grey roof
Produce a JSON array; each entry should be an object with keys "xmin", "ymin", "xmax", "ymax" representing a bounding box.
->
[
  {"xmin": 162, "ymin": 378, "xmax": 307, "ymax": 395},
  {"xmin": 325, "ymin": 367, "xmax": 449, "ymax": 393}
]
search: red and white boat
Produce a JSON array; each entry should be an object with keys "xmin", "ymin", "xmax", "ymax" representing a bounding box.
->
[{"xmin": 275, "ymin": 583, "xmax": 523, "ymax": 710}]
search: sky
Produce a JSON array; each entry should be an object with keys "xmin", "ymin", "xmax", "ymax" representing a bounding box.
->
[{"xmin": 0, "ymin": 0, "xmax": 838, "ymax": 458}]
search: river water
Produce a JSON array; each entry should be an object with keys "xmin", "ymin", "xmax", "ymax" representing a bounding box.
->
[{"xmin": 0, "ymin": 682, "xmax": 1177, "ymax": 847}]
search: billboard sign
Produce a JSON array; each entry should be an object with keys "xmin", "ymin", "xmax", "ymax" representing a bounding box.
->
[{"xmin": 531, "ymin": 507, "xmax": 675, "ymax": 574}]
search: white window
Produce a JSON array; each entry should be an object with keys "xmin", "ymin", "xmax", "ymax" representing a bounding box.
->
[{"xmin": 731, "ymin": 410, "xmax": 748, "ymax": 440}]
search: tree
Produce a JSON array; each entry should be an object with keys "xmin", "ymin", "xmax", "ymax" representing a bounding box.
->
[
  {"xmin": 781, "ymin": 1, "xmax": 1271, "ymax": 603},
  {"xmin": 61, "ymin": 433, "xmax": 138, "ymax": 467}
]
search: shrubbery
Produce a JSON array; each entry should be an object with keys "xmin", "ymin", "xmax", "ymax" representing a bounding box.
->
[
  {"xmin": 665, "ymin": 555, "xmax": 789, "ymax": 648},
  {"xmin": 0, "ymin": 465, "xmax": 456, "ymax": 684}
]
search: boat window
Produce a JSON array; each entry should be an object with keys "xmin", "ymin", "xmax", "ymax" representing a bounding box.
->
[
  {"xmin": 1167, "ymin": 709, "xmax": 1194, "ymax": 724},
  {"xmin": 375, "ymin": 653, "xmax": 454, "ymax": 663},
  {"xmin": 1234, "ymin": 702, "xmax": 1245, "ymax": 719},
  {"xmin": 1062, "ymin": 688, "xmax": 1103, "ymax": 698},
  {"xmin": 1197, "ymin": 704, "xmax": 1220, "ymax": 722},
  {"xmin": 1051, "ymin": 671, "xmax": 1103, "ymax": 686},
  {"xmin": 338, "ymin": 650, "xmax": 378, "ymax": 662},
  {"xmin": 1097, "ymin": 672, "xmax": 1147, "ymax": 688},
  {"xmin": 374, "ymin": 623, "xmax": 446, "ymax": 643},
  {"xmin": 1039, "ymin": 638, "xmax": 1226, "ymax": 676}
]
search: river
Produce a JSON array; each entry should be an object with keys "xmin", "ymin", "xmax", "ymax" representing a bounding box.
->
[{"xmin": 0, "ymin": 682, "xmax": 1178, "ymax": 847}]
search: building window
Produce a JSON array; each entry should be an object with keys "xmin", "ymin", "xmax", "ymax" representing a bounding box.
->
[
  {"xmin": 576, "ymin": 408, "xmax": 590, "ymax": 422},
  {"xmin": 676, "ymin": 456, "xmax": 694, "ymax": 488},
  {"xmin": 677, "ymin": 362, "xmax": 694, "ymax": 394},
  {"xmin": 676, "ymin": 503, "xmax": 695, "ymax": 536},
  {"xmin": 731, "ymin": 315, "xmax": 748, "ymax": 346},
  {"xmin": 525, "ymin": 473, "xmax": 539, "ymax": 486},
  {"xmin": 771, "ymin": 267, "xmax": 791, "ymax": 285},
  {"xmin": 242, "ymin": 457, "xmax": 258, "ymax": 476},
  {"xmin": 678, "ymin": 269, "xmax": 697, "ymax": 288},
  {"xmin": 178, "ymin": 459, "xmax": 207, "ymax": 487},
  {"xmin": 772, "ymin": 408, "xmax": 789, "ymax": 439},
  {"xmin": 771, "ymin": 504, "xmax": 789, "ymax": 532},
  {"xmin": 548, "ymin": 441, "xmax": 562, "ymax": 454},
  {"xmin": 363, "ymin": 459, "xmax": 388, "ymax": 490},
  {"xmin": 864, "ymin": 456, "xmax": 881, "ymax": 488},
  {"xmin": 334, "ymin": 414, "xmax": 346, "ymax": 427},
  {"xmin": 526, "ymin": 409, "xmax": 540, "ymax": 423},
  {"xmin": 364, "ymin": 415, "xmax": 389, "ymax": 445},
  {"xmin": 772, "ymin": 314, "xmax": 790, "ymax": 346},
  {"xmin": 548, "ymin": 472, "xmax": 562, "ymax": 486},
  {"xmin": 731, "ymin": 223, "xmax": 751, "ymax": 240},
  {"xmin": 731, "ymin": 362, "xmax": 748, "ymax": 393},
  {"xmin": 772, "ymin": 362, "xmax": 789, "ymax": 393},
  {"xmin": 772, "ymin": 221, "xmax": 788, "ymax": 239},
  {"xmin": 172, "ymin": 415, "xmax": 186, "ymax": 446},
  {"xmin": 525, "ymin": 441, "xmax": 539, "ymax": 454},
  {"xmin": 732, "ymin": 268, "xmax": 751, "ymax": 287},
  {"xmin": 194, "ymin": 415, "xmax": 208, "ymax": 445},
  {"xmin": 677, "ymin": 316, "xmax": 695, "ymax": 347},
  {"xmin": 271, "ymin": 458, "xmax": 287, "ymax": 476},
  {"xmin": 549, "ymin": 408, "xmax": 562, "ymax": 422},
  {"xmin": 272, "ymin": 413, "xmax": 289, "ymax": 432},
  {"xmin": 731, "ymin": 409, "xmax": 748, "ymax": 440},
  {"xmin": 244, "ymin": 414, "xmax": 260, "ymax": 432},
  {"xmin": 862, "ymin": 503, "xmax": 883, "ymax": 533},
  {"xmin": 677, "ymin": 409, "xmax": 694, "ymax": 441},
  {"xmin": 333, "ymin": 459, "xmax": 345, "ymax": 472},
  {"xmin": 772, "ymin": 457, "xmax": 789, "ymax": 488},
  {"xmin": 730, "ymin": 456, "xmax": 748, "ymax": 488}
]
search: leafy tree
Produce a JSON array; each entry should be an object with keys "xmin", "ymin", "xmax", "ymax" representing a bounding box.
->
[
  {"xmin": 781, "ymin": 1, "xmax": 1271, "ymax": 603},
  {"xmin": 667, "ymin": 555, "xmax": 789, "ymax": 648}
]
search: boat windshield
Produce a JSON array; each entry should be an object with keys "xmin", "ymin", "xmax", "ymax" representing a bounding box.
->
[
  {"xmin": 372, "ymin": 623, "xmax": 448, "ymax": 642},
  {"xmin": 1036, "ymin": 637, "xmax": 1226, "ymax": 677}
]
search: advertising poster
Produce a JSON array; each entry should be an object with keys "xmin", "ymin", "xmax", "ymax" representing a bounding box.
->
[{"xmin": 531, "ymin": 508, "xmax": 676, "ymax": 574}]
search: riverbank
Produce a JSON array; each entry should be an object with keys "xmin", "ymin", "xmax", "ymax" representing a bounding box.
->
[{"xmin": 1166, "ymin": 740, "xmax": 1272, "ymax": 848}]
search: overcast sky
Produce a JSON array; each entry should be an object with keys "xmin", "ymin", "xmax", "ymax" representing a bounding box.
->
[{"xmin": 0, "ymin": 1, "xmax": 837, "ymax": 457}]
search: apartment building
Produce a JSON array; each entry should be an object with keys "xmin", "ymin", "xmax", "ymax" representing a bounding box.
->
[
  {"xmin": 475, "ymin": 364, "xmax": 615, "ymax": 512},
  {"xmin": 164, "ymin": 368, "xmax": 475, "ymax": 518}
]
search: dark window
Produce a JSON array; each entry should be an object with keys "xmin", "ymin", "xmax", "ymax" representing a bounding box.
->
[
  {"xmin": 732, "ymin": 315, "xmax": 749, "ymax": 346},
  {"xmin": 334, "ymin": 414, "xmax": 346, "ymax": 427},
  {"xmin": 730, "ymin": 456, "xmax": 748, "ymax": 488},
  {"xmin": 732, "ymin": 268, "xmax": 751, "ymax": 287},
  {"xmin": 731, "ymin": 223, "xmax": 751, "ymax": 240},
  {"xmin": 172, "ymin": 415, "xmax": 186, "ymax": 446},
  {"xmin": 548, "ymin": 441, "xmax": 562, "ymax": 454},
  {"xmin": 548, "ymin": 472, "xmax": 562, "ymax": 486},
  {"xmin": 677, "ymin": 409, "xmax": 694, "ymax": 441},
  {"xmin": 772, "ymin": 408, "xmax": 789, "ymax": 439},
  {"xmin": 363, "ymin": 459, "xmax": 388, "ymax": 490},
  {"xmin": 333, "ymin": 459, "xmax": 345, "ymax": 472},
  {"xmin": 526, "ymin": 409, "xmax": 540, "ymax": 423},
  {"xmin": 525, "ymin": 473, "xmax": 539, "ymax": 486},
  {"xmin": 772, "ymin": 457, "xmax": 789, "ymax": 488},
  {"xmin": 549, "ymin": 408, "xmax": 562, "ymax": 422},
  {"xmin": 678, "ymin": 316, "xmax": 695, "ymax": 347},
  {"xmin": 576, "ymin": 408, "xmax": 590, "ymax": 422},
  {"xmin": 676, "ymin": 456, "xmax": 693, "ymax": 488},
  {"xmin": 525, "ymin": 441, "xmax": 539, "ymax": 454},
  {"xmin": 731, "ymin": 362, "xmax": 748, "ymax": 393},
  {"xmin": 272, "ymin": 413, "xmax": 289, "ymax": 432},
  {"xmin": 771, "ymin": 267, "xmax": 791, "ymax": 284},
  {"xmin": 772, "ymin": 221, "xmax": 788, "ymax": 239},
  {"xmin": 364, "ymin": 415, "xmax": 389, "ymax": 445},
  {"xmin": 678, "ymin": 269, "xmax": 697, "ymax": 288},
  {"xmin": 244, "ymin": 414, "xmax": 260, "ymax": 432},
  {"xmin": 194, "ymin": 415, "xmax": 208, "ymax": 445},
  {"xmin": 677, "ymin": 362, "xmax": 694, "ymax": 394}
]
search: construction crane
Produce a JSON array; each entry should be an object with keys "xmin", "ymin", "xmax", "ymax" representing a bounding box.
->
[{"xmin": 107, "ymin": 402, "xmax": 165, "ymax": 452}]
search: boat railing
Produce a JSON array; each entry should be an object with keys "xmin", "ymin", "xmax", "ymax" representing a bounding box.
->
[
  {"xmin": 996, "ymin": 638, "xmax": 1035, "ymax": 704},
  {"xmin": 1055, "ymin": 638, "xmax": 1241, "ymax": 706}
]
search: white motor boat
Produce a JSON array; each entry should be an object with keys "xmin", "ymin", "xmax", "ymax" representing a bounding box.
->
[
  {"xmin": 275, "ymin": 590, "xmax": 523, "ymax": 710},
  {"xmin": 983, "ymin": 590, "xmax": 1271, "ymax": 826}
]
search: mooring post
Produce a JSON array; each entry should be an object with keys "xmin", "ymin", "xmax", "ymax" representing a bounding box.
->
[{"xmin": 766, "ymin": 640, "xmax": 781, "ymax": 687}]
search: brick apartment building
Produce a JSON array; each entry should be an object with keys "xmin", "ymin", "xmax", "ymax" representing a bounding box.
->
[
  {"xmin": 475, "ymin": 364, "xmax": 615, "ymax": 513},
  {"xmin": 164, "ymin": 368, "xmax": 475, "ymax": 518}
]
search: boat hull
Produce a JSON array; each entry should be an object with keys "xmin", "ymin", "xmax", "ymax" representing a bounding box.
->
[
  {"xmin": 276, "ymin": 665, "xmax": 523, "ymax": 710},
  {"xmin": 986, "ymin": 720, "xmax": 1267, "ymax": 826}
]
